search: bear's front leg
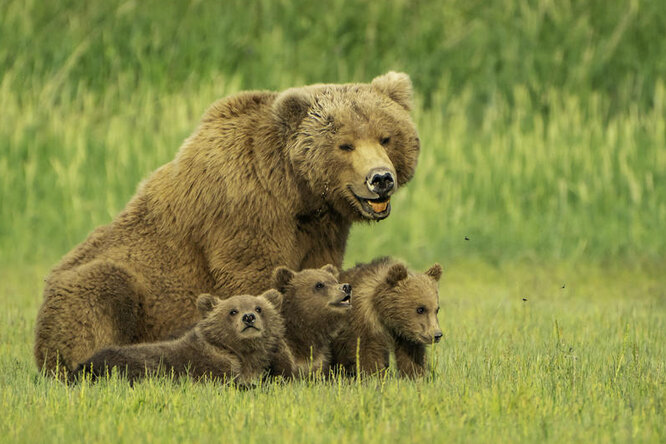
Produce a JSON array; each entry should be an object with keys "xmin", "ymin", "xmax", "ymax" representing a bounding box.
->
[
  {"xmin": 394, "ymin": 337, "xmax": 427, "ymax": 378},
  {"xmin": 355, "ymin": 335, "xmax": 391, "ymax": 376},
  {"xmin": 268, "ymin": 337, "xmax": 296, "ymax": 379}
]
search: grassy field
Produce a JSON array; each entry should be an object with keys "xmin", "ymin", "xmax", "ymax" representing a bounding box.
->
[
  {"xmin": 1, "ymin": 263, "xmax": 664, "ymax": 443},
  {"xmin": 1, "ymin": 0, "xmax": 664, "ymax": 442}
]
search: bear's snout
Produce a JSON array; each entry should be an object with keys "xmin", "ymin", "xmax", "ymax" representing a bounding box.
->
[
  {"xmin": 366, "ymin": 168, "xmax": 395, "ymax": 197},
  {"xmin": 242, "ymin": 313, "xmax": 256, "ymax": 325},
  {"xmin": 433, "ymin": 331, "xmax": 443, "ymax": 343},
  {"xmin": 342, "ymin": 284, "xmax": 352, "ymax": 295}
]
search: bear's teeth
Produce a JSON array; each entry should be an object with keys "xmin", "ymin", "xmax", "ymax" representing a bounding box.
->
[{"xmin": 369, "ymin": 200, "xmax": 389, "ymax": 213}]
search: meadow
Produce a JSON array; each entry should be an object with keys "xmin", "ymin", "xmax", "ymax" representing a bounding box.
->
[{"xmin": 1, "ymin": 0, "xmax": 664, "ymax": 442}]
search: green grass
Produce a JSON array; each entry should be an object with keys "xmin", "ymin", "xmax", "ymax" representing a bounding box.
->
[
  {"xmin": 1, "ymin": 0, "xmax": 665, "ymax": 442},
  {"xmin": 1, "ymin": 263, "xmax": 664, "ymax": 443},
  {"xmin": 1, "ymin": 1, "xmax": 665, "ymax": 264}
]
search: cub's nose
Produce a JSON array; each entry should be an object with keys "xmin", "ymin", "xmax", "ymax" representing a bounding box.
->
[
  {"xmin": 242, "ymin": 313, "xmax": 256, "ymax": 325},
  {"xmin": 366, "ymin": 168, "xmax": 395, "ymax": 196},
  {"xmin": 341, "ymin": 284, "xmax": 352, "ymax": 295},
  {"xmin": 433, "ymin": 331, "xmax": 443, "ymax": 343}
]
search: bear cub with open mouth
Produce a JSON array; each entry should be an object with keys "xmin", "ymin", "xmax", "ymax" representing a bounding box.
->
[
  {"xmin": 267, "ymin": 264, "xmax": 352, "ymax": 377},
  {"xmin": 75, "ymin": 293, "xmax": 290, "ymax": 384},
  {"xmin": 331, "ymin": 257, "xmax": 443, "ymax": 378}
]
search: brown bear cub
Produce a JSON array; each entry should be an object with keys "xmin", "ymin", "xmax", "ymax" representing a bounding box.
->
[
  {"xmin": 267, "ymin": 264, "xmax": 352, "ymax": 377},
  {"xmin": 75, "ymin": 293, "xmax": 293, "ymax": 384},
  {"xmin": 331, "ymin": 258, "xmax": 443, "ymax": 378}
]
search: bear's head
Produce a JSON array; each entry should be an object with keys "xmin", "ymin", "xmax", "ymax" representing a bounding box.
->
[
  {"xmin": 268, "ymin": 264, "xmax": 352, "ymax": 327},
  {"xmin": 374, "ymin": 262, "xmax": 443, "ymax": 345},
  {"xmin": 273, "ymin": 72, "xmax": 420, "ymax": 221},
  {"xmin": 196, "ymin": 293, "xmax": 284, "ymax": 353}
]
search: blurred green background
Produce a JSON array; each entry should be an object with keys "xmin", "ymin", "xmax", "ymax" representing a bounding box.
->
[{"xmin": 1, "ymin": 0, "xmax": 665, "ymax": 267}]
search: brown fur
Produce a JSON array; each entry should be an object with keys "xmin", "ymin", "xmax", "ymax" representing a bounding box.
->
[
  {"xmin": 33, "ymin": 72, "xmax": 420, "ymax": 375},
  {"xmin": 74, "ymin": 294, "xmax": 292, "ymax": 384},
  {"xmin": 265, "ymin": 264, "xmax": 351, "ymax": 377},
  {"xmin": 331, "ymin": 258, "xmax": 443, "ymax": 378}
]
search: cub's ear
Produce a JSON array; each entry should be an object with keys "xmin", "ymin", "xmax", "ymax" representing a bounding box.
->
[
  {"xmin": 197, "ymin": 293, "xmax": 220, "ymax": 316},
  {"xmin": 273, "ymin": 88, "xmax": 312, "ymax": 133},
  {"xmin": 262, "ymin": 289, "xmax": 283, "ymax": 311},
  {"xmin": 425, "ymin": 263, "xmax": 443, "ymax": 282},
  {"xmin": 272, "ymin": 266, "xmax": 296, "ymax": 293},
  {"xmin": 320, "ymin": 264, "xmax": 340, "ymax": 279},
  {"xmin": 386, "ymin": 263, "xmax": 409, "ymax": 286},
  {"xmin": 371, "ymin": 71, "xmax": 413, "ymax": 111}
]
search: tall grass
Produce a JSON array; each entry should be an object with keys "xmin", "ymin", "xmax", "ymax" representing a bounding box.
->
[
  {"xmin": 2, "ymin": 0, "xmax": 664, "ymax": 109},
  {"xmin": 1, "ymin": 76, "xmax": 664, "ymax": 265},
  {"xmin": 1, "ymin": 0, "xmax": 664, "ymax": 266}
]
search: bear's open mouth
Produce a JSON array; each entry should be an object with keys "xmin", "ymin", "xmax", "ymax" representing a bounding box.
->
[
  {"xmin": 350, "ymin": 191, "xmax": 391, "ymax": 218},
  {"xmin": 330, "ymin": 294, "xmax": 351, "ymax": 308},
  {"xmin": 366, "ymin": 197, "xmax": 390, "ymax": 214},
  {"xmin": 359, "ymin": 197, "xmax": 390, "ymax": 219},
  {"xmin": 347, "ymin": 185, "xmax": 392, "ymax": 220}
]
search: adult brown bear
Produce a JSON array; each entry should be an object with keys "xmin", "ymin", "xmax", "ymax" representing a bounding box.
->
[{"xmin": 34, "ymin": 72, "xmax": 420, "ymax": 375}]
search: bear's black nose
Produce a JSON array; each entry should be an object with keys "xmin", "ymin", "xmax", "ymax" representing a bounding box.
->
[
  {"xmin": 366, "ymin": 168, "xmax": 395, "ymax": 197},
  {"xmin": 433, "ymin": 331, "xmax": 443, "ymax": 343},
  {"xmin": 242, "ymin": 313, "xmax": 256, "ymax": 325},
  {"xmin": 342, "ymin": 284, "xmax": 352, "ymax": 295}
]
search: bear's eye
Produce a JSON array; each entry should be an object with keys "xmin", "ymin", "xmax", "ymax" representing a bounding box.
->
[
  {"xmin": 416, "ymin": 306, "xmax": 426, "ymax": 315},
  {"xmin": 229, "ymin": 309, "xmax": 238, "ymax": 316},
  {"xmin": 380, "ymin": 136, "xmax": 391, "ymax": 146},
  {"xmin": 315, "ymin": 282, "xmax": 325, "ymax": 290},
  {"xmin": 255, "ymin": 306, "xmax": 262, "ymax": 313},
  {"xmin": 339, "ymin": 143, "xmax": 354, "ymax": 152}
]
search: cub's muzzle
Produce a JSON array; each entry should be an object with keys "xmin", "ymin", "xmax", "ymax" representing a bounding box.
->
[
  {"xmin": 242, "ymin": 313, "xmax": 256, "ymax": 325},
  {"xmin": 330, "ymin": 283, "xmax": 352, "ymax": 308}
]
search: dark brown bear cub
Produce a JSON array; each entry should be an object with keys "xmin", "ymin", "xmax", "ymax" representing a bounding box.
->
[
  {"xmin": 75, "ymin": 293, "xmax": 292, "ymax": 384},
  {"xmin": 268, "ymin": 264, "xmax": 352, "ymax": 376},
  {"xmin": 331, "ymin": 258, "xmax": 443, "ymax": 378}
]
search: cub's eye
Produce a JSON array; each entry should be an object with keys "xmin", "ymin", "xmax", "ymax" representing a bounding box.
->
[
  {"xmin": 380, "ymin": 136, "xmax": 391, "ymax": 146},
  {"xmin": 416, "ymin": 306, "xmax": 426, "ymax": 315},
  {"xmin": 229, "ymin": 309, "xmax": 238, "ymax": 316},
  {"xmin": 339, "ymin": 143, "xmax": 354, "ymax": 152},
  {"xmin": 255, "ymin": 306, "xmax": 262, "ymax": 313},
  {"xmin": 315, "ymin": 282, "xmax": 325, "ymax": 290}
]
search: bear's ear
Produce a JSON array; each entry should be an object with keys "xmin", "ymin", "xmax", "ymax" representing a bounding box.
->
[
  {"xmin": 272, "ymin": 266, "xmax": 295, "ymax": 293},
  {"xmin": 273, "ymin": 88, "xmax": 312, "ymax": 133},
  {"xmin": 320, "ymin": 264, "xmax": 340, "ymax": 279},
  {"xmin": 425, "ymin": 263, "xmax": 443, "ymax": 282},
  {"xmin": 197, "ymin": 293, "xmax": 220, "ymax": 316},
  {"xmin": 262, "ymin": 289, "xmax": 283, "ymax": 311},
  {"xmin": 385, "ymin": 263, "xmax": 409, "ymax": 286},
  {"xmin": 371, "ymin": 71, "xmax": 413, "ymax": 111}
]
